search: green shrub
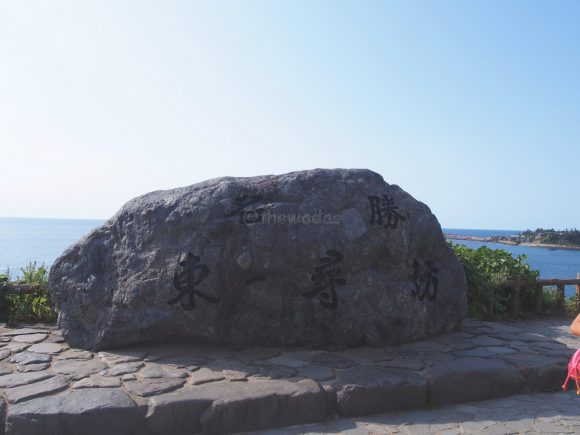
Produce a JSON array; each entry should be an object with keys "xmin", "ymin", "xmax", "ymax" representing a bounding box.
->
[
  {"xmin": 0, "ymin": 273, "xmax": 11, "ymax": 321},
  {"xmin": 541, "ymin": 286, "xmax": 577, "ymax": 314},
  {"xmin": 449, "ymin": 242, "xmax": 539, "ymax": 319},
  {"xmin": 0, "ymin": 263, "xmax": 56, "ymax": 324}
]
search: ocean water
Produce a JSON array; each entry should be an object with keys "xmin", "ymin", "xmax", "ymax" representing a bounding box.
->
[
  {"xmin": 444, "ymin": 228, "xmax": 523, "ymax": 238},
  {"xmin": 0, "ymin": 217, "xmax": 104, "ymax": 277},
  {"xmin": 443, "ymin": 228, "xmax": 580, "ymax": 297},
  {"xmin": 1, "ymin": 219, "xmax": 579, "ymax": 296}
]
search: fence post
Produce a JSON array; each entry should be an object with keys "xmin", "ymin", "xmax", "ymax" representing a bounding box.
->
[
  {"xmin": 534, "ymin": 284, "xmax": 543, "ymax": 315},
  {"xmin": 576, "ymin": 273, "xmax": 580, "ymax": 313},
  {"xmin": 557, "ymin": 283, "xmax": 565, "ymax": 313},
  {"xmin": 511, "ymin": 278, "xmax": 522, "ymax": 317}
]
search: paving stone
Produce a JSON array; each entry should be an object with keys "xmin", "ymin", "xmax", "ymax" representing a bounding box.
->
[
  {"xmin": 455, "ymin": 404, "xmax": 480, "ymax": 414},
  {"xmin": 235, "ymin": 347, "xmax": 282, "ymax": 363},
  {"xmin": 379, "ymin": 359, "xmax": 425, "ymax": 371},
  {"xmin": 483, "ymin": 346, "xmax": 516, "ymax": 355},
  {"xmin": 481, "ymin": 321, "xmax": 521, "ymax": 333},
  {"xmin": 298, "ymin": 365, "xmax": 335, "ymax": 381},
  {"xmin": 333, "ymin": 366, "xmax": 428, "ymax": 417},
  {"xmin": 4, "ymin": 342, "xmax": 30, "ymax": 353},
  {"xmin": 8, "ymin": 351, "xmax": 51, "ymax": 365},
  {"xmin": 507, "ymin": 340, "xmax": 528, "ymax": 347},
  {"xmin": 252, "ymin": 364, "xmax": 296, "ymax": 379},
  {"xmin": 402, "ymin": 424, "xmax": 433, "ymax": 435},
  {"xmin": 312, "ymin": 352, "xmax": 357, "ymax": 369},
  {"xmin": 329, "ymin": 391, "xmax": 580, "ymax": 435},
  {"xmin": 426, "ymin": 357, "xmax": 525, "ymax": 406},
  {"xmin": 268, "ymin": 356, "xmax": 310, "ymax": 368},
  {"xmin": 27, "ymin": 342, "xmax": 64, "ymax": 355},
  {"xmin": 0, "ymin": 318, "xmax": 578, "ymax": 434},
  {"xmin": 16, "ymin": 363, "xmax": 50, "ymax": 373},
  {"xmin": 5, "ymin": 388, "xmax": 143, "ymax": 435},
  {"xmin": 533, "ymin": 420, "xmax": 569, "ymax": 432},
  {"xmin": 288, "ymin": 349, "xmax": 330, "ymax": 360},
  {"xmin": 4, "ymin": 375, "xmax": 69, "ymax": 404},
  {"xmin": 0, "ymin": 361, "xmax": 13, "ymax": 375},
  {"xmin": 224, "ymin": 369, "xmax": 248, "ymax": 381},
  {"xmin": 71, "ymin": 376, "xmax": 122, "ymax": 389},
  {"xmin": 140, "ymin": 363, "xmax": 188, "ymax": 379},
  {"xmin": 324, "ymin": 419, "xmax": 370, "ymax": 434},
  {"xmin": 508, "ymin": 343, "xmax": 539, "ymax": 354},
  {"xmin": 396, "ymin": 349, "xmax": 422, "ymax": 359},
  {"xmin": 422, "ymin": 351, "xmax": 456, "ymax": 363},
  {"xmin": 460, "ymin": 327, "xmax": 486, "ymax": 336},
  {"xmin": 124, "ymin": 377, "xmax": 186, "ymax": 397},
  {"xmin": 153, "ymin": 352, "xmax": 211, "ymax": 367},
  {"xmin": 189, "ymin": 368, "xmax": 226, "ymax": 385},
  {"xmin": 146, "ymin": 379, "xmax": 329, "ymax": 434},
  {"xmin": 480, "ymin": 423, "xmax": 509, "ymax": 435},
  {"xmin": 531, "ymin": 340, "xmax": 571, "ymax": 351},
  {"xmin": 430, "ymin": 422, "xmax": 461, "ymax": 432},
  {"xmin": 460, "ymin": 420, "xmax": 498, "ymax": 433},
  {"xmin": 141, "ymin": 344, "xmax": 229, "ymax": 364},
  {"xmin": 52, "ymin": 358, "xmax": 107, "ymax": 381},
  {"xmin": 0, "ymin": 371, "xmax": 53, "ymax": 388},
  {"xmin": 451, "ymin": 331, "xmax": 477, "ymax": 339},
  {"xmin": 0, "ymin": 348, "xmax": 11, "ymax": 360},
  {"xmin": 507, "ymin": 332, "xmax": 554, "ymax": 343},
  {"xmin": 207, "ymin": 358, "xmax": 257, "ymax": 375},
  {"xmin": 502, "ymin": 353, "xmax": 568, "ymax": 392},
  {"xmin": 1, "ymin": 328, "xmax": 49, "ymax": 336},
  {"xmin": 434, "ymin": 428, "xmax": 461, "ymax": 435},
  {"xmin": 44, "ymin": 334, "xmax": 66, "ymax": 343},
  {"xmin": 12, "ymin": 333, "xmax": 48, "ymax": 344},
  {"xmin": 97, "ymin": 350, "xmax": 147, "ymax": 365},
  {"xmin": 100, "ymin": 361, "xmax": 144, "ymax": 377},
  {"xmin": 441, "ymin": 338, "xmax": 476, "ymax": 351},
  {"xmin": 401, "ymin": 341, "xmax": 445, "ymax": 353},
  {"xmin": 139, "ymin": 346, "xmax": 184, "ymax": 362},
  {"xmin": 56, "ymin": 348, "xmax": 94, "ymax": 360},
  {"xmin": 469, "ymin": 336, "xmax": 506, "ymax": 347},
  {"xmin": 336, "ymin": 347, "xmax": 393, "ymax": 363},
  {"xmin": 454, "ymin": 347, "xmax": 495, "ymax": 358}
]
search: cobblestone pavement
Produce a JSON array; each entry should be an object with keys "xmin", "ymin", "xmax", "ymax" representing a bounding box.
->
[
  {"xmin": 0, "ymin": 316, "xmax": 577, "ymax": 434},
  {"xmin": 252, "ymin": 389, "xmax": 580, "ymax": 434},
  {"xmin": 252, "ymin": 317, "xmax": 580, "ymax": 435}
]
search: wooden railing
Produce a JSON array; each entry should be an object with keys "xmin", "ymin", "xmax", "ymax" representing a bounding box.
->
[{"xmin": 504, "ymin": 273, "xmax": 580, "ymax": 316}]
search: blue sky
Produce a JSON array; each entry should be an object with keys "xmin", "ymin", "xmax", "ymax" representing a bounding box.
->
[{"xmin": 1, "ymin": 1, "xmax": 578, "ymax": 230}]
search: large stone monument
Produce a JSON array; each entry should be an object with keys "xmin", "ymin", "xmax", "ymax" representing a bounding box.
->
[{"xmin": 49, "ymin": 169, "xmax": 467, "ymax": 350}]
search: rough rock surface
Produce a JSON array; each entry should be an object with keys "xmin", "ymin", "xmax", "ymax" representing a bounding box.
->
[{"xmin": 49, "ymin": 169, "xmax": 467, "ymax": 350}]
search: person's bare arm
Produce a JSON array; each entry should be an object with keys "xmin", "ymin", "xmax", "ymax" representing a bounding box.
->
[{"xmin": 571, "ymin": 314, "xmax": 580, "ymax": 336}]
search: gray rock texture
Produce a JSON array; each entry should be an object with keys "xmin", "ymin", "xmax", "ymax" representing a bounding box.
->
[
  {"xmin": 333, "ymin": 366, "xmax": 428, "ymax": 417},
  {"xmin": 5, "ymin": 389, "xmax": 142, "ymax": 435},
  {"xmin": 426, "ymin": 357, "xmax": 526, "ymax": 406},
  {"xmin": 146, "ymin": 379, "xmax": 329, "ymax": 434},
  {"xmin": 49, "ymin": 169, "xmax": 467, "ymax": 350}
]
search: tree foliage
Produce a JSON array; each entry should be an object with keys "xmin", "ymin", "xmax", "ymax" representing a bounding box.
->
[
  {"xmin": 521, "ymin": 228, "xmax": 580, "ymax": 246},
  {"xmin": 449, "ymin": 242, "xmax": 539, "ymax": 318},
  {"xmin": 0, "ymin": 263, "xmax": 56, "ymax": 324}
]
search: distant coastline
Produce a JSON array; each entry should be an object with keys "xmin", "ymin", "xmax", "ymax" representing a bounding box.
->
[{"xmin": 445, "ymin": 234, "xmax": 580, "ymax": 251}]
